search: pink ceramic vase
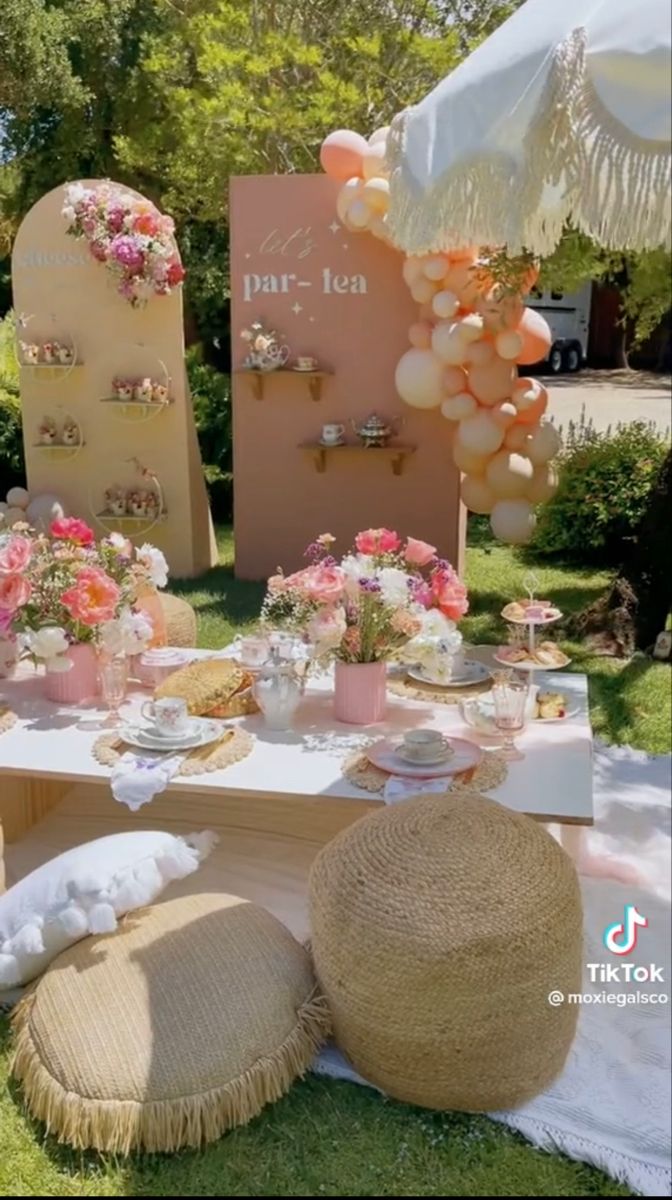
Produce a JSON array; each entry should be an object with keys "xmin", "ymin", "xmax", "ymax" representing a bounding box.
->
[
  {"xmin": 334, "ymin": 660, "xmax": 387, "ymax": 725},
  {"xmin": 43, "ymin": 643, "xmax": 100, "ymax": 704}
]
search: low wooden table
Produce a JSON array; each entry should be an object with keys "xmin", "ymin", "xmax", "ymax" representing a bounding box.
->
[{"xmin": 0, "ymin": 650, "xmax": 593, "ymax": 939}]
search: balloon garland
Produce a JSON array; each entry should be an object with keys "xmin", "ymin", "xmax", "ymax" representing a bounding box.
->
[{"xmin": 319, "ymin": 127, "xmax": 560, "ymax": 545}]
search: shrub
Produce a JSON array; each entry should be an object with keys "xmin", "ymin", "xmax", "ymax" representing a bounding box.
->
[
  {"xmin": 187, "ymin": 347, "xmax": 232, "ymax": 521},
  {"xmin": 0, "ymin": 311, "xmax": 25, "ymax": 491},
  {"xmin": 533, "ymin": 415, "xmax": 669, "ymax": 564}
]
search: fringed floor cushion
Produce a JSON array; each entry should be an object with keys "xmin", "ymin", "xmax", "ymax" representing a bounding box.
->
[
  {"xmin": 11, "ymin": 892, "xmax": 331, "ymax": 1153},
  {"xmin": 309, "ymin": 791, "xmax": 583, "ymax": 1112},
  {"xmin": 159, "ymin": 593, "xmax": 198, "ymax": 648}
]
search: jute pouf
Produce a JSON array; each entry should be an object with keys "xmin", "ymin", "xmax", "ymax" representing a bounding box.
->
[
  {"xmin": 160, "ymin": 592, "xmax": 198, "ymax": 647},
  {"xmin": 11, "ymin": 893, "xmax": 330, "ymax": 1153},
  {"xmin": 309, "ymin": 792, "xmax": 582, "ymax": 1112}
]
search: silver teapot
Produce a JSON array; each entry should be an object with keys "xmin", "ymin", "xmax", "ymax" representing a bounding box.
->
[{"xmin": 351, "ymin": 412, "xmax": 400, "ymax": 448}]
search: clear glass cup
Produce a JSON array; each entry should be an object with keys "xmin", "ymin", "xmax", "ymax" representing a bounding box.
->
[
  {"xmin": 99, "ymin": 655, "xmax": 128, "ymax": 727},
  {"xmin": 492, "ymin": 675, "xmax": 529, "ymax": 760}
]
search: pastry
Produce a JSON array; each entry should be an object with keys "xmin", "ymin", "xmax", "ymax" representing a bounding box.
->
[{"xmin": 535, "ymin": 692, "xmax": 567, "ymax": 719}]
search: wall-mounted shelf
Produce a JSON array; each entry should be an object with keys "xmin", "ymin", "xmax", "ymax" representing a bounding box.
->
[
  {"xmin": 300, "ymin": 443, "xmax": 416, "ymax": 477},
  {"xmin": 32, "ymin": 442, "xmax": 84, "ymax": 462},
  {"xmin": 95, "ymin": 512, "xmax": 168, "ymax": 536},
  {"xmin": 235, "ymin": 367, "xmax": 333, "ymax": 402},
  {"xmin": 99, "ymin": 397, "xmax": 172, "ymax": 423}
]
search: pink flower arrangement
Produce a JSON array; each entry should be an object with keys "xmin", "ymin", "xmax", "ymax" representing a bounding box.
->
[
  {"xmin": 51, "ymin": 517, "xmax": 96, "ymax": 547},
  {"xmin": 261, "ymin": 529, "xmax": 468, "ymax": 664},
  {"xmin": 62, "ymin": 182, "xmax": 185, "ymax": 307}
]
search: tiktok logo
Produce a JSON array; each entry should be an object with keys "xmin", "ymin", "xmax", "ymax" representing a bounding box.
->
[{"xmin": 603, "ymin": 905, "xmax": 648, "ymax": 956}]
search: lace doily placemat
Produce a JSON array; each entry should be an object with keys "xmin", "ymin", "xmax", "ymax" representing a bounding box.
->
[
  {"xmin": 343, "ymin": 747, "xmax": 507, "ymax": 795},
  {"xmin": 388, "ymin": 674, "xmax": 492, "ymax": 706},
  {"xmin": 93, "ymin": 726, "xmax": 254, "ymax": 776},
  {"xmin": 0, "ymin": 705, "xmax": 17, "ymax": 735}
]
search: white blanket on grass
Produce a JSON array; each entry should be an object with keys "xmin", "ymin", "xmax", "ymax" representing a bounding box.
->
[{"xmin": 314, "ymin": 741, "xmax": 672, "ymax": 1197}]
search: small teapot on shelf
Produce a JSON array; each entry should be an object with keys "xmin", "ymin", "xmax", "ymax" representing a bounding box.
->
[{"xmin": 351, "ymin": 412, "xmax": 401, "ymax": 448}]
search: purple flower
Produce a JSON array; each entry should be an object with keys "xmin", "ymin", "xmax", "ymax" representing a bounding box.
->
[
  {"xmin": 358, "ymin": 578, "xmax": 381, "ymax": 593},
  {"xmin": 110, "ymin": 234, "xmax": 145, "ymax": 272},
  {"xmin": 106, "ymin": 205, "xmax": 126, "ymax": 234}
]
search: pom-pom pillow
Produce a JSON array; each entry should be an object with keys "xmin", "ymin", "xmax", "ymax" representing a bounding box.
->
[{"xmin": 0, "ymin": 830, "xmax": 217, "ymax": 990}]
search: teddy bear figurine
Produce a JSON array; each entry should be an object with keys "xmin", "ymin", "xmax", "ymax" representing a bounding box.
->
[
  {"xmin": 151, "ymin": 381, "xmax": 169, "ymax": 404},
  {"xmin": 38, "ymin": 417, "xmax": 58, "ymax": 445},
  {"xmin": 134, "ymin": 377, "xmax": 154, "ymax": 403},
  {"xmin": 61, "ymin": 418, "xmax": 80, "ymax": 447},
  {"xmin": 20, "ymin": 341, "xmax": 40, "ymax": 365},
  {"xmin": 57, "ymin": 344, "xmax": 74, "ymax": 365},
  {"xmin": 42, "ymin": 342, "xmax": 59, "ymax": 364},
  {"xmin": 105, "ymin": 486, "xmax": 128, "ymax": 517},
  {"xmin": 128, "ymin": 489, "xmax": 150, "ymax": 518},
  {"xmin": 112, "ymin": 377, "xmax": 134, "ymax": 402}
]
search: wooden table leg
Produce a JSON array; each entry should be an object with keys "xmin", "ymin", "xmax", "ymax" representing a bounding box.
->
[{"xmin": 0, "ymin": 776, "xmax": 69, "ymax": 843}]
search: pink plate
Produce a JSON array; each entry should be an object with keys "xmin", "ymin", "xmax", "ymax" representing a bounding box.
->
[{"xmin": 366, "ymin": 736, "xmax": 483, "ymax": 778}]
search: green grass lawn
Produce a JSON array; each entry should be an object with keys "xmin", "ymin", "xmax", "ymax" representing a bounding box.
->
[{"xmin": 1, "ymin": 523, "xmax": 669, "ymax": 1197}]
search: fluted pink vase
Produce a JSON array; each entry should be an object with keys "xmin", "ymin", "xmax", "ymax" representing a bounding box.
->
[
  {"xmin": 334, "ymin": 660, "xmax": 387, "ymax": 725},
  {"xmin": 44, "ymin": 643, "xmax": 100, "ymax": 704}
]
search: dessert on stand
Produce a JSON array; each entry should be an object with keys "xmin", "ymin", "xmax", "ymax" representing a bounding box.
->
[{"xmin": 494, "ymin": 572, "xmax": 571, "ymax": 672}]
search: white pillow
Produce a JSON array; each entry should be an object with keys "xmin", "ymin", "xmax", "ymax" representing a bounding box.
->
[{"xmin": 0, "ymin": 829, "xmax": 217, "ymax": 990}]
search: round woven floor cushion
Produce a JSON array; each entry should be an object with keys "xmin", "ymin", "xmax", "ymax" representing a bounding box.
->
[
  {"xmin": 11, "ymin": 893, "xmax": 330, "ymax": 1153},
  {"xmin": 310, "ymin": 792, "xmax": 582, "ymax": 1112},
  {"xmin": 160, "ymin": 593, "xmax": 198, "ymax": 647}
]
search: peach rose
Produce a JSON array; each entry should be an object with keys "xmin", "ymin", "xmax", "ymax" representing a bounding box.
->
[
  {"xmin": 0, "ymin": 535, "xmax": 32, "ymax": 576},
  {"xmin": 284, "ymin": 564, "xmax": 345, "ymax": 606},
  {"xmin": 355, "ymin": 528, "xmax": 401, "ymax": 555},
  {"xmin": 430, "ymin": 566, "xmax": 469, "ymax": 621},
  {"xmin": 0, "ymin": 573, "xmax": 31, "ymax": 611},
  {"xmin": 61, "ymin": 567, "xmax": 120, "ymax": 627},
  {"xmin": 404, "ymin": 537, "xmax": 437, "ymax": 567}
]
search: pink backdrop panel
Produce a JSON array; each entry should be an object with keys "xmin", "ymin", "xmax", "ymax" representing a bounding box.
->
[{"xmin": 230, "ymin": 174, "xmax": 465, "ymax": 580}]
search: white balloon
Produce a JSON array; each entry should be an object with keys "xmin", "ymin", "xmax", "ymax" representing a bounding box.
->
[
  {"xmin": 527, "ymin": 421, "xmax": 562, "ymax": 465},
  {"xmin": 495, "ymin": 330, "xmax": 524, "ymax": 360},
  {"xmin": 457, "ymin": 412, "xmax": 504, "ymax": 455},
  {"xmin": 362, "ymin": 176, "xmax": 390, "ymax": 212},
  {"xmin": 336, "ymin": 177, "xmax": 363, "ymax": 224},
  {"xmin": 362, "ymin": 143, "xmax": 388, "ymax": 180},
  {"xmin": 441, "ymin": 393, "xmax": 477, "ymax": 421},
  {"xmin": 432, "ymin": 322, "xmax": 468, "ymax": 365},
  {"xmin": 485, "ymin": 450, "xmax": 534, "ymax": 498},
  {"xmin": 347, "ymin": 197, "xmax": 372, "ymax": 229},
  {"xmin": 461, "ymin": 474, "xmax": 495, "ymax": 514},
  {"xmin": 395, "ymin": 348, "xmax": 444, "ymax": 409},
  {"xmin": 490, "ymin": 498, "xmax": 537, "ymax": 544},
  {"xmin": 368, "ymin": 125, "xmax": 390, "ymax": 147},
  {"xmin": 25, "ymin": 493, "xmax": 66, "ymax": 531},
  {"xmin": 452, "ymin": 442, "xmax": 489, "ymax": 475},
  {"xmin": 423, "ymin": 255, "xmax": 450, "ymax": 282},
  {"xmin": 455, "ymin": 313, "xmax": 484, "ymax": 344},
  {"xmin": 432, "ymin": 290, "xmax": 459, "ymax": 320},
  {"xmin": 6, "ymin": 486, "xmax": 30, "ymax": 509}
]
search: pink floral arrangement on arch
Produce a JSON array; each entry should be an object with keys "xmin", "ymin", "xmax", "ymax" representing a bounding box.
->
[
  {"xmin": 0, "ymin": 518, "xmax": 169, "ymax": 673},
  {"xmin": 62, "ymin": 182, "xmax": 185, "ymax": 307},
  {"xmin": 261, "ymin": 528, "xmax": 468, "ymax": 664}
]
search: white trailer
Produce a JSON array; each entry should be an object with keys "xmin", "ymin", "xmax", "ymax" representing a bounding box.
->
[{"xmin": 526, "ymin": 282, "xmax": 592, "ymax": 373}]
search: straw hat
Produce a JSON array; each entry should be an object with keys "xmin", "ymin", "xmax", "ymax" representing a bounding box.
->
[
  {"xmin": 309, "ymin": 791, "xmax": 582, "ymax": 1111},
  {"xmin": 11, "ymin": 893, "xmax": 330, "ymax": 1153}
]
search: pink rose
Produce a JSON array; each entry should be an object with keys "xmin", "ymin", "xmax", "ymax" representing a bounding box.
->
[
  {"xmin": 284, "ymin": 564, "xmax": 345, "ymax": 607},
  {"xmin": 0, "ymin": 573, "xmax": 31, "ymax": 611},
  {"xmin": 430, "ymin": 566, "xmax": 469, "ymax": 621},
  {"xmin": 355, "ymin": 528, "xmax": 401, "ymax": 555},
  {"xmin": 61, "ymin": 567, "xmax": 120, "ymax": 627},
  {"xmin": 51, "ymin": 517, "xmax": 95, "ymax": 547},
  {"xmin": 0, "ymin": 535, "xmax": 32, "ymax": 575},
  {"xmin": 404, "ymin": 537, "xmax": 437, "ymax": 567}
]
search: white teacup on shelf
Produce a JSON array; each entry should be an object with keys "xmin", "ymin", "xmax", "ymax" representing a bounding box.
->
[{"xmin": 321, "ymin": 422, "xmax": 345, "ymax": 445}]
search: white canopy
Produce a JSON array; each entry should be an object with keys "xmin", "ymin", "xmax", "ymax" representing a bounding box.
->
[{"xmin": 386, "ymin": 0, "xmax": 671, "ymax": 256}]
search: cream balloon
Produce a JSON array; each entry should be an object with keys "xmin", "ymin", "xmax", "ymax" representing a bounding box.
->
[
  {"xmin": 347, "ymin": 197, "xmax": 372, "ymax": 229},
  {"xmin": 6, "ymin": 486, "xmax": 30, "ymax": 509},
  {"xmin": 402, "ymin": 256, "xmax": 425, "ymax": 286},
  {"xmin": 457, "ymin": 412, "xmax": 504, "ymax": 455},
  {"xmin": 0, "ymin": 501, "xmax": 7, "ymax": 515},
  {"xmin": 369, "ymin": 215, "xmax": 391, "ymax": 241},
  {"xmin": 485, "ymin": 450, "xmax": 534, "ymax": 498},
  {"xmin": 455, "ymin": 313, "xmax": 485, "ymax": 344},
  {"xmin": 467, "ymin": 356, "xmax": 517, "ymax": 406},
  {"xmin": 490, "ymin": 498, "xmax": 537, "ymax": 544},
  {"xmin": 465, "ymin": 339, "xmax": 495, "ymax": 366},
  {"xmin": 408, "ymin": 321, "xmax": 432, "ymax": 349},
  {"xmin": 441, "ymin": 393, "xmax": 477, "ymax": 421},
  {"xmin": 495, "ymin": 330, "xmax": 524, "ymax": 360},
  {"xmin": 432, "ymin": 290, "xmax": 459, "ymax": 320},
  {"xmin": 527, "ymin": 463, "xmax": 559, "ymax": 504},
  {"xmin": 504, "ymin": 424, "xmax": 533, "ymax": 452},
  {"xmin": 490, "ymin": 400, "xmax": 518, "ymax": 429},
  {"xmin": 395, "ymin": 348, "xmax": 444, "ymax": 409},
  {"xmin": 368, "ymin": 125, "xmax": 390, "ymax": 147},
  {"xmin": 452, "ymin": 442, "xmax": 489, "ymax": 475},
  {"xmin": 527, "ymin": 421, "xmax": 562, "ymax": 465},
  {"xmin": 443, "ymin": 365, "xmax": 468, "ymax": 395},
  {"xmin": 362, "ymin": 143, "xmax": 387, "ymax": 180},
  {"xmin": 4, "ymin": 506, "xmax": 25, "ymax": 526},
  {"xmin": 431, "ymin": 322, "xmax": 467, "ymax": 366},
  {"xmin": 362, "ymin": 176, "xmax": 390, "ymax": 212},
  {"xmin": 423, "ymin": 255, "xmax": 450, "ymax": 282},
  {"xmin": 461, "ymin": 474, "xmax": 496, "ymax": 515},
  {"xmin": 336, "ymin": 177, "xmax": 363, "ymax": 224},
  {"xmin": 25, "ymin": 493, "xmax": 66, "ymax": 531},
  {"xmin": 320, "ymin": 129, "xmax": 369, "ymax": 180},
  {"xmin": 411, "ymin": 278, "xmax": 438, "ymax": 304}
]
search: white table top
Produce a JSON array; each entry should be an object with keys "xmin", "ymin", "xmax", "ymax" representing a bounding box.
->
[{"xmin": 0, "ymin": 650, "xmax": 593, "ymax": 824}]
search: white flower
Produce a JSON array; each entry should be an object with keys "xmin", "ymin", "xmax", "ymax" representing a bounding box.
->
[
  {"xmin": 29, "ymin": 626, "xmax": 69, "ymax": 661},
  {"xmin": 340, "ymin": 553, "xmax": 374, "ymax": 598},
  {"xmin": 46, "ymin": 655, "xmax": 74, "ymax": 674},
  {"xmin": 378, "ymin": 566, "xmax": 411, "ymax": 608},
  {"xmin": 417, "ymin": 609, "xmax": 458, "ymax": 639},
  {"xmin": 63, "ymin": 182, "xmax": 89, "ymax": 207},
  {"xmin": 107, "ymin": 532, "xmax": 132, "ymax": 554},
  {"xmin": 99, "ymin": 608, "xmax": 153, "ymax": 656},
  {"xmin": 137, "ymin": 543, "xmax": 169, "ymax": 588},
  {"xmin": 62, "ymin": 204, "xmax": 76, "ymax": 224}
]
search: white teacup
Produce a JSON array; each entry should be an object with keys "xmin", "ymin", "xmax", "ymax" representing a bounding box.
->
[
  {"xmin": 321, "ymin": 422, "xmax": 345, "ymax": 445},
  {"xmin": 297, "ymin": 356, "xmax": 318, "ymax": 371},
  {"xmin": 141, "ymin": 696, "xmax": 190, "ymax": 737},
  {"xmin": 401, "ymin": 728, "xmax": 450, "ymax": 761},
  {"xmin": 233, "ymin": 633, "xmax": 270, "ymax": 667}
]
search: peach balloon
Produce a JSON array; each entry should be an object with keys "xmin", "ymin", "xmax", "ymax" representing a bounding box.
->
[
  {"xmin": 495, "ymin": 330, "xmax": 524, "ymax": 360},
  {"xmin": 461, "ymin": 474, "xmax": 495, "ymax": 515},
  {"xmin": 457, "ymin": 412, "xmax": 504, "ymax": 455},
  {"xmin": 362, "ymin": 176, "xmax": 390, "ymax": 211},
  {"xmin": 465, "ymin": 339, "xmax": 495, "ymax": 366},
  {"xmin": 410, "ymin": 277, "xmax": 437, "ymax": 304},
  {"xmin": 527, "ymin": 463, "xmax": 559, "ymax": 504},
  {"xmin": 347, "ymin": 197, "xmax": 372, "ymax": 229},
  {"xmin": 443, "ymin": 365, "xmax": 468, "ymax": 395},
  {"xmin": 336, "ymin": 178, "xmax": 363, "ymax": 223},
  {"xmin": 452, "ymin": 441, "xmax": 489, "ymax": 475},
  {"xmin": 362, "ymin": 143, "xmax": 387, "ymax": 180},
  {"xmin": 485, "ymin": 450, "xmax": 534, "ymax": 498},
  {"xmin": 455, "ymin": 313, "xmax": 485, "ymax": 344},
  {"xmin": 395, "ymin": 348, "xmax": 444, "ymax": 409},
  {"xmin": 432, "ymin": 290, "xmax": 459, "ymax": 319},
  {"xmin": 368, "ymin": 125, "xmax": 390, "ymax": 146},
  {"xmin": 504, "ymin": 424, "xmax": 533, "ymax": 452},
  {"xmin": 320, "ymin": 129, "xmax": 369, "ymax": 180},
  {"xmin": 402, "ymin": 256, "xmax": 425, "ymax": 287},
  {"xmin": 423, "ymin": 255, "xmax": 450, "ymax": 282},
  {"xmin": 408, "ymin": 321, "xmax": 432, "ymax": 349},
  {"xmin": 369, "ymin": 215, "xmax": 391, "ymax": 241},
  {"xmin": 441, "ymin": 393, "xmax": 477, "ymax": 421},
  {"xmin": 512, "ymin": 378, "xmax": 548, "ymax": 424},
  {"xmin": 516, "ymin": 307, "xmax": 552, "ymax": 365},
  {"xmin": 490, "ymin": 400, "xmax": 518, "ymax": 429},
  {"xmin": 467, "ymin": 356, "xmax": 517, "ymax": 406},
  {"xmin": 527, "ymin": 421, "xmax": 562, "ymax": 465},
  {"xmin": 431, "ymin": 322, "xmax": 467, "ymax": 366},
  {"xmin": 490, "ymin": 498, "xmax": 537, "ymax": 544}
]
